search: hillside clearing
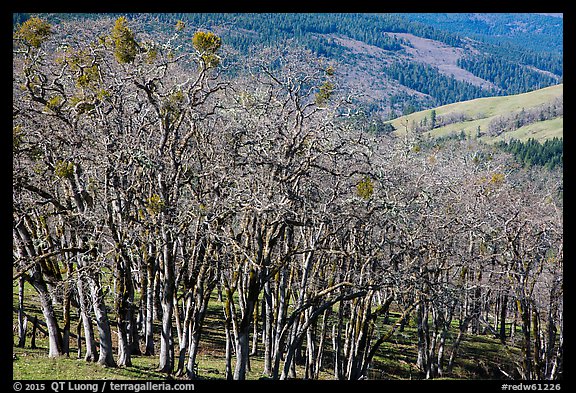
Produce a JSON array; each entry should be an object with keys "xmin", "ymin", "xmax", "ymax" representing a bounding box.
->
[
  {"xmin": 388, "ymin": 83, "xmax": 563, "ymax": 143},
  {"xmin": 390, "ymin": 32, "xmax": 496, "ymax": 90}
]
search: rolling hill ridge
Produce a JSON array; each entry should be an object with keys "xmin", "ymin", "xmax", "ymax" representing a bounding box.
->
[{"xmin": 387, "ymin": 83, "xmax": 563, "ymax": 143}]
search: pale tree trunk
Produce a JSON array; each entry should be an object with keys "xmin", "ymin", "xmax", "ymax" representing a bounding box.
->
[
  {"xmin": 433, "ymin": 297, "xmax": 456, "ymax": 379},
  {"xmin": 35, "ymin": 278, "xmax": 63, "ymax": 358},
  {"xmin": 281, "ymin": 247, "xmax": 315, "ymax": 379},
  {"xmin": 76, "ymin": 320, "xmax": 82, "ymax": 359},
  {"xmin": 222, "ymin": 276, "xmax": 237, "ymax": 380},
  {"xmin": 176, "ymin": 294, "xmax": 193, "ymax": 377},
  {"xmin": 271, "ymin": 266, "xmax": 289, "ymax": 379},
  {"xmin": 76, "ymin": 270, "xmax": 98, "ymax": 362},
  {"xmin": 61, "ymin": 275, "xmax": 71, "ymax": 357},
  {"xmin": 416, "ymin": 301, "xmax": 431, "ymax": 378},
  {"xmin": 60, "ymin": 235, "xmax": 76, "ymax": 357},
  {"xmin": 262, "ymin": 279, "xmax": 273, "ymax": 376},
  {"xmin": 158, "ymin": 236, "xmax": 175, "ymax": 375},
  {"xmin": 114, "ymin": 257, "xmax": 133, "ymax": 367},
  {"xmin": 186, "ymin": 331, "xmax": 201, "ymax": 379},
  {"xmin": 174, "ymin": 295, "xmax": 183, "ymax": 350},
  {"xmin": 345, "ymin": 297, "xmax": 366, "ymax": 380},
  {"xmin": 144, "ymin": 250, "xmax": 157, "ymax": 356},
  {"xmin": 271, "ymin": 227, "xmax": 293, "ymax": 379},
  {"xmin": 14, "ymin": 223, "xmax": 63, "ymax": 358},
  {"xmin": 344, "ymin": 292, "xmax": 398, "ymax": 380},
  {"xmin": 305, "ymin": 309, "xmax": 316, "ymax": 379},
  {"xmin": 158, "ymin": 293, "xmax": 175, "ymax": 374},
  {"xmin": 62, "ymin": 257, "xmax": 78, "ymax": 358},
  {"xmin": 436, "ymin": 327, "xmax": 448, "ymax": 377},
  {"xmin": 80, "ymin": 236, "xmax": 114, "ymax": 367},
  {"xmin": 17, "ymin": 277, "xmax": 27, "ymax": 348},
  {"xmin": 89, "ymin": 272, "xmax": 116, "ymax": 367},
  {"xmin": 550, "ymin": 313, "xmax": 562, "ymax": 380},
  {"xmin": 116, "ymin": 319, "xmax": 131, "ymax": 367},
  {"xmin": 113, "ymin": 259, "xmax": 131, "ymax": 367}
]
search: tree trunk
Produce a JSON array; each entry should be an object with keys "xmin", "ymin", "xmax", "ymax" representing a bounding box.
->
[
  {"xmin": 116, "ymin": 320, "xmax": 131, "ymax": 367},
  {"xmin": 174, "ymin": 295, "xmax": 183, "ymax": 349},
  {"xmin": 333, "ymin": 301, "xmax": 345, "ymax": 380},
  {"xmin": 346, "ymin": 297, "xmax": 370, "ymax": 380},
  {"xmin": 532, "ymin": 306, "xmax": 542, "ymax": 379},
  {"xmin": 15, "ymin": 222, "xmax": 62, "ymax": 358},
  {"xmin": 314, "ymin": 308, "xmax": 329, "ymax": 379},
  {"xmin": 76, "ymin": 267, "xmax": 97, "ymax": 362},
  {"xmin": 176, "ymin": 294, "xmax": 193, "ymax": 377},
  {"xmin": 186, "ymin": 331, "xmax": 201, "ymax": 379},
  {"xmin": 127, "ymin": 303, "xmax": 141, "ymax": 356},
  {"xmin": 17, "ymin": 277, "xmax": 27, "ymax": 348},
  {"xmin": 234, "ymin": 269, "xmax": 259, "ymax": 380},
  {"xmin": 263, "ymin": 279, "xmax": 273, "ymax": 376},
  {"xmin": 271, "ymin": 267, "xmax": 289, "ymax": 379},
  {"xmin": 186, "ymin": 279, "xmax": 216, "ymax": 379},
  {"xmin": 154, "ymin": 269, "xmax": 163, "ymax": 323},
  {"xmin": 305, "ymin": 309, "xmax": 316, "ymax": 379},
  {"xmin": 158, "ymin": 296, "xmax": 174, "ymax": 374},
  {"xmin": 89, "ymin": 273, "xmax": 116, "ymax": 367},
  {"xmin": 158, "ymin": 227, "xmax": 175, "ymax": 375},
  {"xmin": 76, "ymin": 320, "xmax": 82, "ymax": 359},
  {"xmin": 251, "ymin": 300, "xmax": 259, "ymax": 356},
  {"xmin": 62, "ymin": 284, "xmax": 71, "ymax": 357},
  {"xmin": 446, "ymin": 315, "xmax": 471, "ymax": 374},
  {"xmin": 500, "ymin": 294, "xmax": 509, "ymax": 343},
  {"xmin": 115, "ymin": 258, "xmax": 133, "ymax": 368},
  {"xmin": 436, "ymin": 328, "xmax": 448, "ymax": 377},
  {"xmin": 32, "ymin": 275, "xmax": 63, "ymax": 358},
  {"xmin": 224, "ymin": 318, "xmax": 234, "ymax": 380},
  {"xmin": 517, "ymin": 299, "xmax": 533, "ymax": 379},
  {"xmin": 145, "ymin": 254, "xmax": 157, "ymax": 356},
  {"xmin": 234, "ymin": 328, "xmax": 251, "ymax": 380},
  {"xmin": 416, "ymin": 301, "xmax": 430, "ymax": 378},
  {"xmin": 31, "ymin": 316, "xmax": 38, "ymax": 349},
  {"xmin": 544, "ymin": 275, "xmax": 561, "ymax": 379}
]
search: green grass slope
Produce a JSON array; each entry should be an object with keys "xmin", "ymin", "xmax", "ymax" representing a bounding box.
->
[
  {"xmin": 389, "ymin": 83, "xmax": 563, "ymax": 143},
  {"xmin": 13, "ymin": 280, "xmax": 524, "ymax": 381}
]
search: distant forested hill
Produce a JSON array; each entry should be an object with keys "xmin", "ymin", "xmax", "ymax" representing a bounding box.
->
[
  {"xmin": 400, "ymin": 13, "xmax": 563, "ymax": 54},
  {"xmin": 13, "ymin": 12, "xmax": 563, "ymax": 118},
  {"xmin": 401, "ymin": 13, "xmax": 563, "ymax": 80}
]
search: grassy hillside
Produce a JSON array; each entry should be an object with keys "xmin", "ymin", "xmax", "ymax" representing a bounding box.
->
[{"xmin": 388, "ymin": 83, "xmax": 563, "ymax": 143}]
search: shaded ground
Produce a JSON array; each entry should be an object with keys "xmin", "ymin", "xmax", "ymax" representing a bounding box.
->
[{"xmin": 13, "ymin": 279, "xmax": 525, "ymax": 381}]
